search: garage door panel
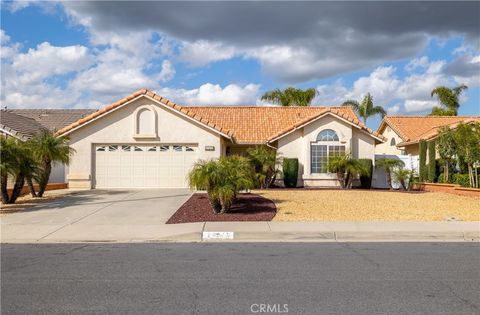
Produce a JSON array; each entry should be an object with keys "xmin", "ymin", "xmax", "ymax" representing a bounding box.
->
[{"xmin": 95, "ymin": 144, "xmax": 197, "ymax": 188}]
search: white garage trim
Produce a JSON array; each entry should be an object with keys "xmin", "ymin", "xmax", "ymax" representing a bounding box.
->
[{"xmin": 94, "ymin": 144, "xmax": 197, "ymax": 188}]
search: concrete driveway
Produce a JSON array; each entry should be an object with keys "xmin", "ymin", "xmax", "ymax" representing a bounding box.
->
[{"xmin": 1, "ymin": 189, "xmax": 204, "ymax": 243}]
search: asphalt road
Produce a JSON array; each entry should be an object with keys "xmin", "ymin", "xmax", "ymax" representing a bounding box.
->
[{"xmin": 1, "ymin": 243, "xmax": 479, "ymax": 315}]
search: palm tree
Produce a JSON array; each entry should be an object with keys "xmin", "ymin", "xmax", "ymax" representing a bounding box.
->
[
  {"xmin": 188, "ymin": 156, "xmax": 254, "ymax": 214},
  {"xmin": 329, "ymin": 153, "xmax": 366, "ymax": 188},
  {"xmin": 0, "ymin": 138, "xmax": 40, "ymax": 204},
  {"xmin": 392, "ymin": 168, "xmax": 412, "ymax": 190},
  {"xmin": 430, "ymin": 84, "xmax": 468, "ymax": 116},
  {"xmin": 29, "ymin": 131, "xmax": 75, "ymax": 197},
  {"xmin": 246, "ymin": 146, "xmax": 282, "ymax": 188},
  {"xmin": 342, "ymin": 93, "xmax": 387, "ymax": 125},
  {"xmin": 261, "ymin": 87, "xmax": 317, "ymax": 106},
  {"xmin": 375, "ymin": 158, "xmax": 405, "ymax": 190}
]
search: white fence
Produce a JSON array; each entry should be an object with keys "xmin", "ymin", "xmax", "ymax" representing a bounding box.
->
[{"xmin": 372, "ymin": 154, "xmax": 419, "ymax": 189}]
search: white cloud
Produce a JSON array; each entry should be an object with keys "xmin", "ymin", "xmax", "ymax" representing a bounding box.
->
[
  {"xmin": 404, "ymin": 100, "xmax": 438, "ymax": 112},
  {"xmin": 405, "ymin": 56, "xmax": 429, "ymax": 72},
  {"xmin": 179, "ymin": 40, "xmax": 236, "ymax": 67},
  {"xmin": 158, "ymin": 83, "xmax": 260, "ymax": 105},
  {"xmin": 158, "ymin": 60, "xmax": 175, "ymax": 82}
]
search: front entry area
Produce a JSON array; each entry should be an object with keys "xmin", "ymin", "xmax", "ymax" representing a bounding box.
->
[{"xmin": 94, "ymin": 144, "xmax": 197, "ymax": 188}]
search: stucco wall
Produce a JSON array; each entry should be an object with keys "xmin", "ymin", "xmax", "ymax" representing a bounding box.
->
[
  {"xmin": 67, "ymin": 96, "xmax": 222, "ymax": 188},
  {"xmin": 375, "ymin": 126, "xmax": 404, "ymax": 155},
  {"xmin": 276, "ymin": 115, "xmax": 376, "ymax": 187}
]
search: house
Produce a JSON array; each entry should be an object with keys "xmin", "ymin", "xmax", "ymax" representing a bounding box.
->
[
  {"xmin": 55, "ymin": 89, "xmax": 385, "ymax": 189},
  {"xmin": 373, "ymin": 115, "xmax": 480, "ymax": 188},
  {"xmin": 376, "ymin": 116, "xmax": 480, "ymax": 157},
  {"xmin": 1, "ymin": 108, "xmax": 95, "ymax": 183}
]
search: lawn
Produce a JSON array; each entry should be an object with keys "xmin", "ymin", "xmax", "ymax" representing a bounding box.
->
[{"xmin": 255, "ymin": 190, "xmax": 480, "ymax": 222}]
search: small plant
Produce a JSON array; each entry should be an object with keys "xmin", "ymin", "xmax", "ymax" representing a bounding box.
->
[
  {"xmin": 247, "ymin": 146, "xmax": 282, "ymax": 188},
  {"xmin": 452, "ymin": 173, "xmax": 470, "ymax": 188},
  {"xmin": 393, "ymin": 168, "xmax": 412, "ymax": 190},
  {"xmin": 329, "ymin": 153, "xmax": 366, "ymax": 189},
  {"xmin": 375, "ymin": 158, "xmax": 405, "ymax": 190},
  {"xmin": 188, "ymin": 155, "xmax": 254, "ymax": 214},
  {"xmin": 436, "ymin": 126, "xmax": 456, "ymax": 183},
  {"xmin": 283, "ymin": 158, "xmax": 298, "ymax": 188}
]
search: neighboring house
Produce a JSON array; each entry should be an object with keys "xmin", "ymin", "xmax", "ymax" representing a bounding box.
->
[
  {"xmin": 55, "ymin": 89, "xmax": 385, "ymax": 189},
  {"xmin": 1, "ymin": 109, "xmax": 95, "ymax": 183},
  {"xmin": 373, "ymin": 115, "xmax": 480, "ymax": 189},
  {"xmin": 376, "ymin": 116, "xmax": 480, "ymax": 157}
]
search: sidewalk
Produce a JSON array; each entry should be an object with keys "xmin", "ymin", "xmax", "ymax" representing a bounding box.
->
[{"xmin": 2, "ymin": 221, "xmax": 479, "ymax": 243}]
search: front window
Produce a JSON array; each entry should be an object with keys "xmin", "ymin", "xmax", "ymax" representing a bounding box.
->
[{"xmin": 311, "ymin": 129, "xmax": 345, "ymax": 174}]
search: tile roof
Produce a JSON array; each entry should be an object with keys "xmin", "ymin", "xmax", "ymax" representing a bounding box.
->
[
  {"xmin": 0, "ymin": 110, "xmax": 47, "ymax": 140},
  {"xmin": 9, "ymin": 109, "xmax": 96, "ymax": 132},
  {"xmin": 56, "ymin": 88, "xmax": 385, "ymax": 143},
  {"xmin": 378, "ymin": 116, "xmax": 480, "ymax": 144}
]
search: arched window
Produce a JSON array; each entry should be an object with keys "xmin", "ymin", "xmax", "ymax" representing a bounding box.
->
[
  {"xmin": 134, "ymin": 107, "xmax": 156, "ymax": 137},
  {"xmin": 311, "ymin": 129, "xmax": 345, "ymax": 174},
  {"xmin": 390, "ymin": 137, "xmax": 396, "ymax": 146},
  {"xmin": 316, "ymin": 129, "xmax": 339, "ymax": 141}
]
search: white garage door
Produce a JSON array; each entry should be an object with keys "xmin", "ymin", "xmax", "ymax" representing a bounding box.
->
[{"xmin": 94, "ymin": 144, "xmax": 197, "ymax": 188}]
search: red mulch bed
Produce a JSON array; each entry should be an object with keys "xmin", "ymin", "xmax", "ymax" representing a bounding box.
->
[{"xmin": 166, "ymin": 193, "xmax": 276, "ymax": 224}]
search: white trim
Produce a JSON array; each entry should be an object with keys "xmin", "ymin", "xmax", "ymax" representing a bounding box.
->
[
  {"xmin": 0, "ymin": 127, "xmax": 24, "ymax": 140},
  {"xmin": 268, "ymin": 112, "xmax": 384, "ymax": 143},
  {"xmin": 57, "ymin": 94, "xmax": 233, "ymax": 140}
]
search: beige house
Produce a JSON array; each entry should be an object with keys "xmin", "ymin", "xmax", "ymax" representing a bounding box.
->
[
  {"xmin": 56, "ymin": 89, "xmax": 385, "ymax": 189},
  {"xmin": 376, "ymin": 115, "xmax": 480, "ymax": 157}
]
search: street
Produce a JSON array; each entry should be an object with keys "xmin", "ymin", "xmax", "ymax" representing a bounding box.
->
[{"xmin": 1, "ymin": 243, "xmax": 479, "ymax": 314}]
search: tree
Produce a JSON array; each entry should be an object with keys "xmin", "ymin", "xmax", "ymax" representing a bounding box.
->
[
  {"xmin": 247, "ymin": 146, "xmax": 282, "ymax": 188},
  {"xmin": 342, "ymin": 93, "xmax": 387, "ymax": 125},
  {"xmin": 188, "ymin": 156, "xmax": 254, "ymax": 214},
  {"xmin": 328, "ymin": 153, "xmax": 366, "ymax": 189},
  {"xmin": 453, "ymin": 122, "xmax": 480, "ymax": 188},
  {"xmin": 430, "ymin": 84, "xmax": 468, "ymax": 116},
  {"xmin": 375, "ymin": 158, "xmax": 405, "ymax": 190},
  {"xmin": 261, "ymin": 87, "xmax": 317, "ymax": 106},
  {"xmin": 28, "ymin": 131, "xmax": 75, "ymax": 197},
  {"xmin": 0, "ymin": 138, "xmax": 40, "ymax": 204},
  {"xmin": 392, "ymin": 168, "xmax": 412, "ymax": 190},
  {"xmin": 427, "ymin": 140, "xmax": 436, "ymax": 183},
  {"xmin": 436, "ymin": 126, "xmax": 456, "ymax": 183},
  {"xmin": 419, "ymin": 140, "xmax": 427, "ymax": 182}
]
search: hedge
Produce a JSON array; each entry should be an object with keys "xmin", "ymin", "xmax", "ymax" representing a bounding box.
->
[
  {"xmin": 419, "ymin": 140, "xmax": 427, "ymax": 182},
  {"xmin": 358, "ymin": 158, "xmax": 373, "ymax": 189},
  {"xmin": 283, "ymin": 158, "xmax": 299, "ymax": 188},
  {"xmin": 427, "ymin": 140, "xmax": 436, "ymax": 182},
  {"xmin": 453, "ymin": 173, "xmax": 470, "ymax": 188}
]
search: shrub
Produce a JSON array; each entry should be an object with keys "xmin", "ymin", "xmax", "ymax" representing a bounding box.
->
[
  {"xmin": 282, "ymin": 158, "xmax": 298, "ymax": 188},
  {"xmin": 392, "ymin": 168, "xmax": 412, "ymax": 190},
  {"xmin": 247, "ymin": 146, "xmax": 281, "ymax": 189},
  {"xmin": 329, "ymin": 154, "xmax": 366, "ymax": 189},
  {"xmin": 453, "ymin": 173, "xmax": 470, "ymax": 188},
  {"xmin": 419, "ymin": 140, "xmax": 427, "ymax": 182},
  {"xmin": 188, "ymin": 156, "xmax": 254, "ymax": 214},
  {"xmin": 358, "ymin": 159, "xmax": 373, "ymax": 189},
  {"xmin": 427, "ymin": 140, "xmax": 436, "ymax": 182},
  {"xmin": 438, "ymin": 172, "xmax": 449, "ymax": 183}
]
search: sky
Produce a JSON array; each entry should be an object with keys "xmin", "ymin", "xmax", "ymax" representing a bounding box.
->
[{"xmin": 1, "ymin": 1, "xmax": 479, "ymax": 129}]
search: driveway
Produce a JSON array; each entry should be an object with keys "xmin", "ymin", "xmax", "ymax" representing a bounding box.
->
[{"xmin": 1, "ymin": 189, "xmax": 204, "ymax": 243}]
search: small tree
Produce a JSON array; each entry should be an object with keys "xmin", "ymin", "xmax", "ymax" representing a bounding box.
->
[
  {"xmin": 427, "ymin": 140, "xmax": 436, "ymax": 182},
  {"xmin": 430, "ymin": 84, "xmax": 468, "ymax": 116},
  {"xmin": 376, "ymin": 158, "xmax": 405, "ymax": 190},
  {"xmin": 392, "ymin": 168, "xmax": 412, "ymax": 190},
  {"xmin": 454, "ymin": 122, "xmax": 480, "ymax": 188},
  {"xmin": 342, "ymin": 93, "xmax": 387, "ymax": 125},
  {"xmin": 419, "ymin": 140, "xmax": 427, "ymax": 182},
  {"xmin": 436, "ymin": 126, "xmax": 456, "ymax": 183},
  {"xmin": 28, "ymin": 131, "xmax": 75, "ymax": 197},
  {"xmin": 188, "ymin": 156, "xmax": 254, "ymax": 214},
  {"xmin": 329, "ymin": 153, "xmax": 366, "ymax": 189},
  {"xmin": 247, "ymin": 146, "xmax": 281, "ymax": 188}
]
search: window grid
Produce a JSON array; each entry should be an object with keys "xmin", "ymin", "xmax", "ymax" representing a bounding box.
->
[{"xmin": 311, "ymin": 145, "xmax": 346, "ymax": 174}]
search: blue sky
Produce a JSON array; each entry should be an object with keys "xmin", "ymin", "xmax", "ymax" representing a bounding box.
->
[{"xmin": 1, "ymin": 1, "xmax": 479, "ymax": 129}]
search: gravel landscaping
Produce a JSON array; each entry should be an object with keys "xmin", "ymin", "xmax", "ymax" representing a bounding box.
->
[
  {"xmin": 255, "ymin": 189, "xmax": 480, "ymax": 222},
  {"xmin": 166, "ymin": 193, "xmax": 276, "ymax": 224}
]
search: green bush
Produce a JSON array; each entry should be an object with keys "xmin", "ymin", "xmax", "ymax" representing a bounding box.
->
[
  {"xmin": 438, "ymin": 172, "xmax": 449, "ymax": 183},
  {"xmin": 358, "ymin": 159, "xmax": 373, "ymax": 189},
  {"xmin": 419, "ymin": 140, "xmax": 427, "ymax": 182},
  {"xmin": 453, "ymin": 173, "xmax": 470, "ymax": 188},
  {"xmin": 282, "ymin": 158, "xmax": 298, "ymax": 188},
  {"xmin": 427, "ymin": 140, "xmax": 436, "ymax": 182}
]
